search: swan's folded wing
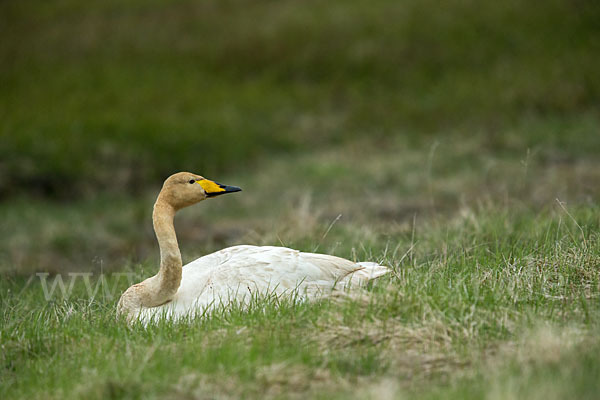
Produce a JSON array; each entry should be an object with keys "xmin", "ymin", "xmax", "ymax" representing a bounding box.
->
[{"xmin": 182, "ymin": 245, "xmax": 365, "ymax": 296}]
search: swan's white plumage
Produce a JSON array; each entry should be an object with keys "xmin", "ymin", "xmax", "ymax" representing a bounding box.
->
[{"xmin": 136, "ymin": 245, "xmax": 389, "ymax": 322}]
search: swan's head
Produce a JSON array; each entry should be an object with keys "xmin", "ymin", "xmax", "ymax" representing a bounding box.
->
[{"xmin": 159, "ymin": 172, "xmax": 241, "ymax": 209}]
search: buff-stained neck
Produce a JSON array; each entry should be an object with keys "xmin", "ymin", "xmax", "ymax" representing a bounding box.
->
[{"xmin": 143, "ymin": 195, "xmax": 182, "ymax": 306}]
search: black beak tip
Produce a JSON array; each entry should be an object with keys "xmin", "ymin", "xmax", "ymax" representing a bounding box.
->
[{"xmin": 225, "ymin": 185, "xmax": 241, "ymax": 193}]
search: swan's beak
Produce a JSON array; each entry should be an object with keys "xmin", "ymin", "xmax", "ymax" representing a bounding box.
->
[{"xmin": 197, "ymin": 179, "xmax": 242, "ymax": 197}]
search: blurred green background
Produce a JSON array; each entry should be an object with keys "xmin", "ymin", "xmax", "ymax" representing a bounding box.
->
[
  {"xmin": 1, "ymin": 0, "xmax": 599, "ymax": 276},
  {"xmin": 2, "ymin": 0, "xmax": 599, "ymax": 198}
]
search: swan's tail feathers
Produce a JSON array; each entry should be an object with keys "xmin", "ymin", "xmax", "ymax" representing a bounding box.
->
[
  {"xmin": 339, "ymin": 261, "xmax": 391, "ymax": 287},
  {"xmin": 356, "ymin": 261, "xmax": 391, "ymax": 279}
]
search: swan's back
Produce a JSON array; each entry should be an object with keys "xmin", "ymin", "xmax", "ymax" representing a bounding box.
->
[{"xmin": 138, "ymin": 245, "xmax": 389, "ymax": 322}]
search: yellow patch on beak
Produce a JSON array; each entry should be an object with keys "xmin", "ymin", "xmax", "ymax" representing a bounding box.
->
[{"xmin": 197, "ymin": 179, "xmax": 226, "ymax": 195}]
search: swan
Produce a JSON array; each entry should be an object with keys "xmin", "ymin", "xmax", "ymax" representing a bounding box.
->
[{"xmin": 117, "ymin": 172, "xmax": 390, "ymax": 323}]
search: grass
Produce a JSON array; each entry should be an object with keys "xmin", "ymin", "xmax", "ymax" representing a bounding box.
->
[
  {"xmin": 1, "ymin": 203, "xmax": 599, "ymax": 399},
  {"xmin": 1, "ymin": 138, "xmax": 599, "ymax": 399}
]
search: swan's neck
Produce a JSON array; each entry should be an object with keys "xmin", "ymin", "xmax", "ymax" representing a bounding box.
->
[
  {"xmin": 151, "ymin": 197, "xmax": 183, "ymax": 299},
  {"xmin": 131, "ymin": 197, "xmax": 182, "ymax": 308},
  {"xmin": 117, "ymin": 195, "xmax": 184, "ymax": 318}
]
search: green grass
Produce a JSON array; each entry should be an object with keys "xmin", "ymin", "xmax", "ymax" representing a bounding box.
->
[
  {"xmin": 1, "ymin": 203, "xmax": 599, "ymax": 399},
  {"xmin": 2, "ymin": 138, "xmax": 600, "ymax": 398}
]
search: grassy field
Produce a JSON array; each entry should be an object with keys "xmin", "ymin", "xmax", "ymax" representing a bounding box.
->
[
  {"xmin": 2, "ymin": 204, "xmax": 599, "ymax": 399},
  {"xmin": 2, "ymin": 140, "xmax": 599, "ymax": 399},
  {"xmin": 1, "ymin": 0, "xmax": 600, "ymax": 399}
]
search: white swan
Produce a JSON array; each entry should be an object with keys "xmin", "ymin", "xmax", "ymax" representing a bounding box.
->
[{"xmin": 117, "ymin": 172, "xmax": 390, "ymax": 323}]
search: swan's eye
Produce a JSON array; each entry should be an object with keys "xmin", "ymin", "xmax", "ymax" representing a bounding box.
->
[{"xmin": 188, "ymin": 179, "xmax": 196, "ymax": 184}]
